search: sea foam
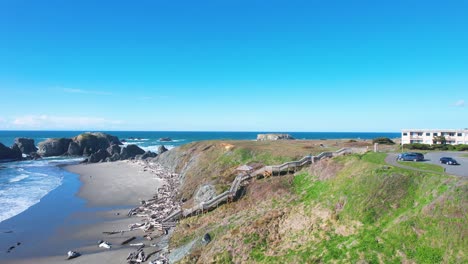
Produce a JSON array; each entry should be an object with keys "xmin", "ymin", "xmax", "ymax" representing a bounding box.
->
[
  {"xmin": 140, "ymin": 145, "xmax": 175, "ymax": 153},
  {"xmin": 8, "ymin": 174, "xmax": 29, "ymax": 183},
  {"xmin": 0, "ymin": 158, "xmax": 79, "ymax": 223}
]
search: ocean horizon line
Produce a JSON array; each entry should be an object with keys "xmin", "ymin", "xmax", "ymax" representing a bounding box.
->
[{"xmin": 0, "ymin": 129, "xmax": 401, "ymax": 133}]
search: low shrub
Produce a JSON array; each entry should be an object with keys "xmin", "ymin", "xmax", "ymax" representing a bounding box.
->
[
  {"xmin": 455, "ymin": 144, "xmax": 468, "ymax": 151},
  {"xmin": 372, "ymin": 137, "xmax": 395, "ymax": 145},
  {"xmin": 433, "ymin": 144, "xmax": 455, "ymax": 151},
  {"xmin": 404, "ymin": 143, "xmax": 432, "ymax": 150},
  {"xmin": 403, "ymin": 143, "xmax": 465, "ymax": 151}
]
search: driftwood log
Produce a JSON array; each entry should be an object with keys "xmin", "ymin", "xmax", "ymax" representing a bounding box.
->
[
  {"xmin": 122, "ymin": 160, "xmax": 177, "ymax": 263},
  {"xmin": 121, "ymin": 236, "xmax": 136, "ymax": 245}
]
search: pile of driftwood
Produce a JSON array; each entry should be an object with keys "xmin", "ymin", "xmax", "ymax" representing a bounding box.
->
[{"xmin": 124, "ymin": 160, "xmax": 181, "ymax": 263}]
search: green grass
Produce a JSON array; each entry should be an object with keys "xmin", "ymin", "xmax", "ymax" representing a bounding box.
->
[
  {"xmin": 213, "ymin": 251, "xmax": 234, "ymax": 263},
  {"xmin": 246, "ymin": 152, "xmax": 466, "ymax": 263},
  {"xmin": 397, "ymin": 161, "xmax": 445, "ymax": 173},
  {"xmin": 171, "ymin": 151, "xmax": 466, "ymax": 263},
  {"xmin": 221, "ymin": 147, "xmax": 295, "ymax": 166},
  {"xmin": 360, "ymin": 151, "xmax": 387, "ymax": 164},
  {"xmin": 293, "ymin": 172, "xmax": 330, "ymax": 205}
]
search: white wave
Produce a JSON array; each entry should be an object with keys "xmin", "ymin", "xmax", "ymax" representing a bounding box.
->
[
  {"xmin": 48, "ymin": 157, "xmax": 85, "ymax": 165},
  {"xmin": 0, "ymin": 196, "xmax": 37, "ymax": 223},
  {"xmin": 123, "ymin": 141, "xmax": 146, "ymax": 145},
  {"xmin": 11, "ymin": 157, "xmax": 83, "ymax": 169},
  {"xmin": 0, "ymin": 165, "xmax": 63, "ymax": 223},
  {"xmin": 30, "ymin": 172, "xmax": 48, "ymax": 177},
  {"xmin": 140, "ymin": 145, "xmax": 161, "ymax": 153},
  {"xmin": 140, "ymin": 145, "xmax": 175, "ymax": 153},
  {"xmin": 14, "ymin": 160, "xmax": 50, "ymax": 167},
  {"xmin": 157, "ymin": 139, "xmax": 185, "ymax": 143},
  {"xmin": 9, "ymin": 174, "xmax": 29, "ymax": 183}
]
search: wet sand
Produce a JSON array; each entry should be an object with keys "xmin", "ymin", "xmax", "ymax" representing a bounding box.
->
[{"xmin": 2, "ymin": 161, "xmax": 165, "ymax": 264}]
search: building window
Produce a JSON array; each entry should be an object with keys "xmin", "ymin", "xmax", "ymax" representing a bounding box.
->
[
  {"xmin": 457, "ymin": 133, "xmax": 462, "ymax": 137},
  {"xmin": 403, "ymin": 133, "xmax": 408, "ymax": 136},
  {"xmin": 417, "ymin": 132, "xmax": 423, "ymax": 136},
  {"xmin": 449, "ymin": 133, "xmax": 455, "ymax": 136},
  {"xmin": 433, "ymin": 133, "xmax": 438, "ymax": 136},
  {"xmin": 426, "ymin": 133, "xmax": 430, "ymax": 136}
]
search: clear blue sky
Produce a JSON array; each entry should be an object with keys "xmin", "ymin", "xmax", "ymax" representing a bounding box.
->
[{"xmin": 1, "ymin": 0, "xmax": 467, "ymax": 131}]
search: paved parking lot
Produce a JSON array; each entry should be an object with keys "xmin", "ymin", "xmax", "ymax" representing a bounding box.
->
[
  {"xmin": 386, "ymin": 152, "xmax": 468, "ymax": 177},
  {"xmin": 423, "ymin": 152, "xmax": 468, "ymax": 177}
]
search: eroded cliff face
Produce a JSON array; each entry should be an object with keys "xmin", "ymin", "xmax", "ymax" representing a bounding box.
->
[
  {"xmin": 152, "ymin": 142, "xmax": 212, "ymax": 203},
  {"xmin": 151, "ymin": 140, "xmax": 345, "ymax": 207}
]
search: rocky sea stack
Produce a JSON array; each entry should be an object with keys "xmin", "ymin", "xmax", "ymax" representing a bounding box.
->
[
  {"xmin": 14, "ymin": 138, "xmax": 38, "ymax": 155},
  {"xmin": 1, "ymin": 132, "xmax": 157, "ymax": 163},
  {"xmin": 256, "ymin": 133, "xmax": 295, "ymax": 141},
  {"xmin": 0, "ymin": 142, "xmax": 23, "ymax": 161}
]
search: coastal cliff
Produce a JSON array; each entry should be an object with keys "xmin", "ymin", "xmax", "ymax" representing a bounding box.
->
[
  {"xmin": 153, "ymin": 140, "xmax": 466, "ymax": 263},
  {"xmin": 153, "ymin": 140, "xmax": 340, "ymax": 204}
]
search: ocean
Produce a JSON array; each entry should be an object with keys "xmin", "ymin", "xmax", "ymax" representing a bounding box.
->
[{"xmin": 0, "ymin": 130, "xmax": 399, "ymax": 223}]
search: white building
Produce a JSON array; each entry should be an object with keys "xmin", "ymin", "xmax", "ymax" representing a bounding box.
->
[{"xmin": 401, "ymin": 129, "xmax": 468, "ymax": 145}]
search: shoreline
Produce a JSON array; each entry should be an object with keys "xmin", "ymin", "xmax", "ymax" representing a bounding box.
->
[{"xmin": 1, "ymin": 160, "xmax": 172, "ymax": 264}]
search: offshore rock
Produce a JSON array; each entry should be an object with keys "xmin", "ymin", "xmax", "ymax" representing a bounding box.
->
[
  {"xmin": 158, "ymin": 145, "xmax": 168, "ymax": 155},
  {"xmin": 0, "ymin": 143, "xmax": 22, "ymax": 161},
  {"xmin": 107, "ymin": 144, "xmax": 121, "ymax": 156},
  {"xmin": 29, "ymin": 152, "xmax": 42, "ymax": 160},
  {"xmin": 13, "ymin": 138, "xmax": 38, "ymax": 154},
  {"xmin": 67, "ymin": 141, "xmax": 81, "ymax": 156},
  {"xmin": 109, "ymin": 153, "xmax": 121, "ymax": 161},
  {"xmin": 256, "ymin": 133, "xmax": 295, "ymax": 141},
  {"xmin": 88, "ymin": 149, "xmax": 110, "ymax": 163},
  {"xmin": 73, "ymin": 132, "xmax": 122, "ymax": 156},
  {"xmin": 140, "ymin": 151, "xmax": 157, "ymax": 160},
  {"xmin": 120, "ymin": 144, "xmax": 145, "ymax": 160},
  {"xmin": 37, "ymin": 138, "xmax": 72, "ymax": 157}
]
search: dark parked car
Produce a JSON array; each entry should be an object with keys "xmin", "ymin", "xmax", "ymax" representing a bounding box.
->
[
  {"xmin": 397, "ymin": 152, "xmax": 424, "ymax": 162},
  {"xmin": 440, "ymin": 157, "xmax": 459, "ymax": 165}
]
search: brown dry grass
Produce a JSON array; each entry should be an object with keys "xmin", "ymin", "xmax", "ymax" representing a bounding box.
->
[
  {"xmin": 172, "ymin": 139, "xmax": 368, "ymax": 202},
  {"xmin": 177, "ymin": 141, "xmax": 311, "ymax": 200},
  {"xmin": 309, "ymin": 158, "xmax": 345, "ymax": 180}
]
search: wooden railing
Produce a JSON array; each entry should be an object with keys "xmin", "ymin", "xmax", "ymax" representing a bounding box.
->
[{"xmin": 162, "ymin": 148, "xmax": 353, "ymax": 222}]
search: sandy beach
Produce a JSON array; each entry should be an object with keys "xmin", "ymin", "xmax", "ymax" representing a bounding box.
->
[
  {"xmin": 2, "ymin": 160, "xmax": 168, "ymax": 264},
  {"xmin": 69, "ymin": 161, "xmax": 164, "ymax": 207}
]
